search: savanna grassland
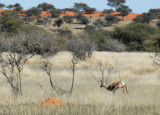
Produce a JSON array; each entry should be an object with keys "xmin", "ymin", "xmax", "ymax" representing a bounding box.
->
[{"xmin": 0, "ymin": 51, "xmax": 160, "ymax": 115}]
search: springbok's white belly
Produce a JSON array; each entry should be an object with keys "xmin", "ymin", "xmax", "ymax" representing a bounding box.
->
[{"xmin": 121, "ymin": 81, "xmax": 125, "ymax": 85}]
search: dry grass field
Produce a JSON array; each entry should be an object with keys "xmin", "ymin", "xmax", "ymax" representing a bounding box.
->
[{"xmin": 0, "ymin": 51, "xmax": 160, "ymax": 115}]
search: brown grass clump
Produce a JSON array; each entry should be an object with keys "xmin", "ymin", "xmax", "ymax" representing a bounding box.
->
[{"xmin": 41, "ymin": 97, "xmax": 65, "ymax": 106}]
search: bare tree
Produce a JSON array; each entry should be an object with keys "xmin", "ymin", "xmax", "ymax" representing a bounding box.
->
[
  {"xmin": 70, "ymin": 54, "xmax": 79, "ymax": 95},
  {"xmin": 40, "ymin": 59, "xmax": 68, "ymax": 95},
  {"xmin": 90, "ymin": 61, "xmax": 113, "ymax": 85},
  {"xmin": 38, "ymin": 55, "xmax": 79, "ymax": 95},
  {"xmin": 0, "ymin": 29, "xmax": 59, "ymax": 96},
  {"xmin": 39, "ymin": 55, "xmax": 79, "ymax": 96},
  {"xmin": 0, "ymin": 35, "xmax": 35, "ymax": 96},
  {"xmin": 97, "ymin": 61, "xmax": 113, "ymax": 85}
]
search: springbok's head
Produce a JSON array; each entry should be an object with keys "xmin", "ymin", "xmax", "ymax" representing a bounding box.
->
[{"xmin": 100, "ymin": 80, "xmax": 104, "ymax": 88}]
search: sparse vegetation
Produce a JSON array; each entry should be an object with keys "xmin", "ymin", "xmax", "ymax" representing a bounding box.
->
[
  {"xmin": 0, "ymin": 1, "xmax": 160, "ymax": 115},
  {"xmin": 105, "ymin": 15, "xmax": 119, "ymax": 26},
  {"xmin": 26, "ymin": 7, "xmax": 42, "ymax": 17},
  {"xmin": 63, "ymin": 15, "xmax": 73, "ymax": 25},
  {"xmin": 93, "ymin": 19, "xmax": 104, "ymax": 29}
]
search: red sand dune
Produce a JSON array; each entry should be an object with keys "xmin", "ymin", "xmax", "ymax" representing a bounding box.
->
[
  {"xmin": 0, "ymin": 9, "xmax": 6, "ymax": 15},
  {"xmin": 110, "ymin": 12, "xmax": 142, "ymax": 20},
  {"xmin": 60, "ymin": 11, "xmax": 105, "ymax": 17},
  {"xmin": 41, "ymin": 11, "xmax": 52, "ymax": 17},
  {"xmin": 110, "ymin": 11, "xmax": 121, "ymax": 15},
  {"xmin": 21, "ymin": 9, "xmax": 27, "ymax": 12},
  {"xmin": 41, "ymin": 97, "xmax": 65, "ymax": 106},
  {"xmin": 60, "ymin": 11, "xmax": 76, "ymax": 17},
  {"xmin": 0, "ymin": 9, "xmax": 142, "ymax": 21},
  {"xmin": 83, "ymin": 11, "xmax": 105, "ymax": 17},
  {"xmin": 18, "ymin": 12, "xmax": 27, "ymax": 16},
  {"xmin": 117, "ymin": 13, "xmax": 142, "ymax": 20},
  {"xmin": 0, "ymin": 9, "xmax": 5, "ymax": 12}
]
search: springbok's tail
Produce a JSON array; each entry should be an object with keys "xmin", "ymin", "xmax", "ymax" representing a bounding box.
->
[{"xmin": 125, "ymin": 85, "xmax": 129, "ymax": 94}]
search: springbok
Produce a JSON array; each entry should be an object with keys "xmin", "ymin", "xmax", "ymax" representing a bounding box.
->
[
  {"xmin": 91, "ymin": 61, "xmax": 129, "ymax": 95},
  {"xmin": 100, "ymin": 80, "xmax": 128, "ymax": 94}
]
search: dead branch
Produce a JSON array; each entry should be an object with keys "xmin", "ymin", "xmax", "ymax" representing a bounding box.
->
[
  {"xmin": 40, "ymin": 59, "xmax": 69, "ymax": 95},
  {"xmin": 96, "ymin": 61, "xmax": 105, "ymax": 82},
  {"xmin": 90, "ymin": 61, "xmax": 113, "ymax": 85}
]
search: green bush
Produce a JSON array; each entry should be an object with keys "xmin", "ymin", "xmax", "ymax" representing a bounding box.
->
[
  {"xmin": 156, "ymin": 21, "xmax": 160, "ymax": 29},
  {"xmin": 79, "ymin": 16, "xmax": 89, "ymax": 25},
  {"xmin": 50, "ymin": 9, "xmax": 62, "ymax": 18},
  {"xmin": 85, "ymin": 25, "xmax": 96, "ymax": 33},
  {"xmin": 55, "ymin": 37, "xmax": 68, "ymax": 51},
  {"xmin": 21, "ymin": 25, "xmax": 46, "ymax": 35},
  {"xmin": 57, "ymin": 29, "xmax": 72, "ymax": 37},
  {"xmin": 84, "ymin": 29, "xmax": 112, "ymax": 51},
  {"xmin": 89, "ymin": 31, "xmax": 108, "ymax": 51},
  {"xmin": 93, "ymin": 19, "xmax": 104, "ymax": 28},
  {"xmin": 105, "ymin": 15, "xmax": 119, "ymax": 26},
  {"xmin": 127, "ymin": 42, "xmax": 144, "ymax": 51},
  {"xmin": 0, "ymin": 14, "xmax": 23, "ymax": 34},
  {"xmin": 54, "ymin": 18, "xmax": 63, "ymax": 29},
  {"xmin": 112, "ymin": 22, "xmax": 159, "ymax": 51},
  {"xmin": 26, "ymin": 7, "xmax": 42, "ymax": 17},
  {"xmin": 143, "ymin": 40, "xmax": 158, "ymax": 52},
  {"xmin": 63, "ymin": 15, "xmax": 73, "ymax": 24},
  {"xmin": 146, "ymin": 34, "xmax": 160, "ymax": 52},
  {"xmin": 75, "ymin": 13, "xmax": 83, "ymax": 23}
]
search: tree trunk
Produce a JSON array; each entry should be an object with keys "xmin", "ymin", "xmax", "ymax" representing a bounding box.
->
[{"xmin": 70, "ymin": 64, "xmax": 75, "ymax": 95}]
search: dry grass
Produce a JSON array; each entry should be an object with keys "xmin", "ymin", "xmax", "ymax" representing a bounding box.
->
[{"xmin": 0, "ymin": 51, "xmax": 160, "ymax": 115}]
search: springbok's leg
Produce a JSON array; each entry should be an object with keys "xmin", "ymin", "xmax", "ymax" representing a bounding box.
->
[
  {"xmin": 123, "ymin": 87, "xmax": 125, "ymax": 94},
  {"xmin": 125, "ymin": 85, "xmax": 129, "ymax": 94}
]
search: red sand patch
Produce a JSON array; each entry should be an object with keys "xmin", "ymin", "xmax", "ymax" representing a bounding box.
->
[
  {"xmin": 83, "ymin": 11, "xmax": 105, "ymax": 17},
  {"xmin": 41, "ymin": 97, "xmax": 65, "ymax": 106},
  {"xmin": 60, "ymin": 11, "xmax": 76, "ymax": 17},
  {"xmin": 117, "ymin": 13, "xmax": 142, "ymax": 20},
  {"xmin": 18, "ymin": 12, "xmax": 27, "ymax": 17},
  {"xmin": 110, "ymin": 11, "xmax": 121, "ymax": 15},
  {"xmin": 41, "ymin": 11, "xmax": 52, "ymax": 17}
]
